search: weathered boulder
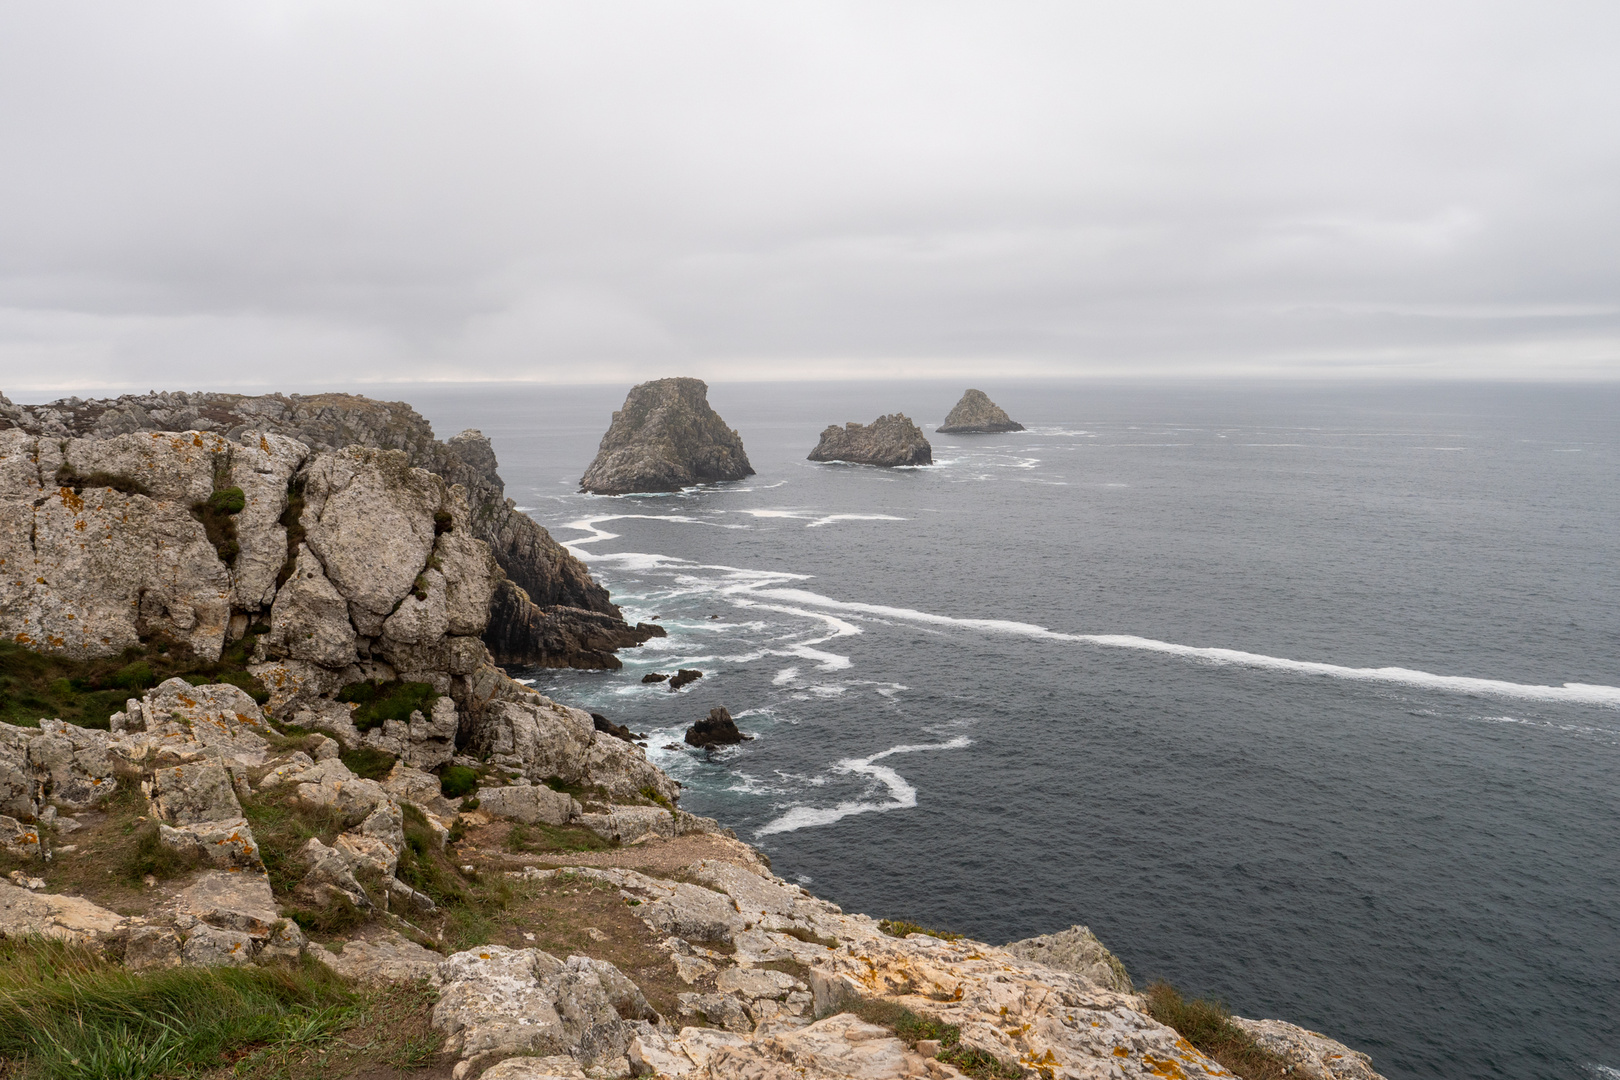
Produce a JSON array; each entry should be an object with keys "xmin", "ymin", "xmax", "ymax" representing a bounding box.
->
[
  {"xmin": 266, "ymin": 544, "xmax": 358, "ymax": 667},
  {"xmin": 807, "ymin": 415, "xmax": 932, "ymax": 467},
  {"xmin": 0, "ymin": 879, "xmax": 126, "ymax": 944},
  {"xmin": 300, "ymin": 445, "xmax": 448, "ymax": 635},
  {"xmin": 432, "ymin": 946, "xmax": 653, "ymax": 1071},
  {"xmin": 685, "ymin": 707, "xmax": 751, "ymax": 749},
  {"xmin": 937, "ymin": 389, "xmax": 1024, "ymax": 434},
  {"xmin": 579, "ymin": 378, "xmax": 754, "ymax": 495},
  {"xmin": 0, "ymin": 429, "xmax": 233, "ymax": 661},
  {"xmin": 1229, "ymin": 1017, "xmax": 1388, "ymax": 1080},
  {"xmin": 315, "ymin": 931, "xmax": 443, "ymax": 986},
  {"xmin": 1002, "ymin": 924, "xmax": 1134, "ymax": 993},
  {"xmin": 476, "ymin": 783, "xmax": 580, "ymax": 826}
]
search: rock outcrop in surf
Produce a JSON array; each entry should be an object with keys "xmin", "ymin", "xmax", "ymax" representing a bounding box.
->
[
  {"xmin": 0, "ymin": 391, "xmax": 655, "ymax": 670},
  {"xmin": 807, "ymin": 414, "xmax": 932, "ymax": 467},
  {"xmin": 578, "ymin": 378, "xmax": 753, "ymax": 495},
  {"xmin": 937, "ymin": 388, "xmax": 1024, "ymax": 433}
]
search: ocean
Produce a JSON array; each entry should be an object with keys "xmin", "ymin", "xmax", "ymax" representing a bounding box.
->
[{"xmin": 404, "ymin": 379, "xmax": 1619, "ymax": 1080}]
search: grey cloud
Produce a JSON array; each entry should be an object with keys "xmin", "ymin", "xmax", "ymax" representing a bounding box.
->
[{"xmin": 0, "ymin": 1, "xmax": 1617, "ymax": 393}]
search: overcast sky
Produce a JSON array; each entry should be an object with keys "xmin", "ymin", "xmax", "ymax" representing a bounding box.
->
[{"xmin": 1, "ymin": 2, "xmax": 1617, "ymax": 394}]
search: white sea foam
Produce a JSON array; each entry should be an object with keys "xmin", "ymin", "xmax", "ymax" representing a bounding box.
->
[
  {"xmin": 741, "ymin": 587, "xmax": 1620, "ymax": 709},
  {"xmin": 737, "ymin": 509, "xmax": 907, "ymax": 528},
  {"xmin": 561, "ymin": 531, "xmax": 1620, "ymax": 709},
  {"xmin": 754, "ymin": 736, "xmax": 974, "ymax": 836}
]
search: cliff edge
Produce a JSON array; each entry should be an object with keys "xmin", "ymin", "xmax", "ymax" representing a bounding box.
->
[
  {"xmin": 808, "ymin": 414, "xmax": 932, "ymax": 467},
  {"xmin": 938, "ymin": 389, "xmax": 1024, "ymax": 434},
  {"xmin": 0, "ymin": 390, "xmax": 659, "ymax": 669},
  {"xmin": 579, "ymin": 379, "xmax": 753, "ymax": 495}
]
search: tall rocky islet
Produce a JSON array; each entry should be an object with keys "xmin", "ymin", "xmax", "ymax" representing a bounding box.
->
[
  {"xmin": 0, "ymin": 386, "xmax": 1391, "ymax": 1080},
  {"xmin": 578, "ymin": 378, "xmax": 753, "ymax": 495},
  {"xmin": 937, "ymin": 389, "xmax": 1024, "ymax": 434}
]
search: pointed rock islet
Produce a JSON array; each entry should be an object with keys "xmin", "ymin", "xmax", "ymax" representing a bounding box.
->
[
  {"xmin": 578, "ymin": 378, "xmax": 754, "ymax": 495},
  {"xmin": 937, "ymin": 389, "xmax": 1025, "ymax": 433}
]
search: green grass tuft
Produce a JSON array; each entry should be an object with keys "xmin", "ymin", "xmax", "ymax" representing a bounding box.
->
[
  {"xmin": 338, "ymin": 746, "xmax": 397, "ymax": 781},
  {"xmin": 828, "ymin": 999, "xmax": 1024, "ymax": 1079},
  {"xmin": 1144, "ymin": 982, "xmax": 1297, "ymax": 1080},
  {"xmin": 0, "ymin": 637, "xmax": 269, "ymax": 729},
  {"xmin": 878, "ymin": 919, "xmax": 963, "ymax": 942},
  {"xmin": 0, "ymin": 936, "xmax": 355, "ymax": 1080},
  {"xmin": 335, "ymin": 680, "xmax": 438, "ymax": 733},
  {"xmin": 438, "ymin": 764, "xmax": 479, "ymax": 799}
]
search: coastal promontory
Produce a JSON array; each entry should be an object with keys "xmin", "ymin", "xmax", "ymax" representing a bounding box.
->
[
  {"xmin": 937, "ymin": 388, "xmax": 1024, "ymax": 433},
  {"xmin": 807, "ymin": 413, "xmax": 932, "ymax": 467},
  {"xmin": 578, "ymin": 378, "xmax": 754, "ymax": 495}
]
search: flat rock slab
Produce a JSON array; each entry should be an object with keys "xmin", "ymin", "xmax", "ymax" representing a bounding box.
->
[
  {"xmin": 317, "ymin": 932, "xmax": 445, "ymax": 986},
  {"xmin": 175, "ymin": 869, "xmax": 280, "ymax": 938},
  {"xmin": 477, "ymin": 783, "xmax": 579, "ymax": 826},
  {"xmin": 0, "ymin": 880, "xmax": 126, "ymax": 944}
]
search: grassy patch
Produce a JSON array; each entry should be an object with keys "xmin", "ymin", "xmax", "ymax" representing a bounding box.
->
[
  {"xmin": 118, "ymin": 821, "xmax": 207, "ymax": 885},
  {"xmin": 396, "ymin": 803, "xmax": 517, "ymax": 952},
  {"xmin": 192, "ymin": 486, "xmax": 246, "ymax": 567},
  {"xmin": 334, "ymin": 680, "xmax": 438, "ymax": 733},
  {"xmin": 0, "ymin": 937, "xmax": 356, "ymax": 1080},
  {"xmin": 337, "ymin": 746, "xmax": 396, "ymax": 781},
  {"xmin": 239, "ymin": 788, "xmax": 350, "ymax": 898},
  {"xmin": 878, "ymin": 919, "xmax": 963, "ymax": 942},
  {"xmin": 0, "ymin": 635, "xmax": 270, "ymax": 730},
  {"xmin": 829, "ymin": 999, "xmax": 1024, "ymax": 1079},
  {"xmin": 438, "ymin": 764, "xmax": 479, "ymax": 799},
  {"xmin": 505, "ymin": 821, "xmax": 616, "ymax": 856},
  {"xmin": 1144, "ymin": 982, "xmax": 1296, "ymax": 1080}
]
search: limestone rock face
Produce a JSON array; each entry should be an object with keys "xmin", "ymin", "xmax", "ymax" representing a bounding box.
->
[
  {"xmin": 579, "ymin": 378, "xmax": 753, "ymax": 495},
  {"xmin": 0, "ymin": 391, "xmax": 652, "ymax": 670},
  {"xmin": 301, "ymin": 446, "xmax": 446, "ymax": 634},
  {"xmin": 484, "ymin": 580, "xmax": 665, "ymax": 671},
  {"xmin": 0, "ymin": 428, "xmax": 235, "ymax": 661},
  {"xmin": 267, "ymin": 545, "xmax": 358, "ymax": 667},
  {"xmin": 937, "ymin": 389, "xmax": 1025, "ymax": 434},
  {"xmin": 1002, "ymin": 924, "xmax": 1133, "ymax": 993},
  {"xmin": 807, "ymin": 415, "xmax": 932, "ymax": 467}
]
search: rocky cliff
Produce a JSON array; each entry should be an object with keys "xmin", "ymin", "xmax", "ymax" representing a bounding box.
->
[
  {"xmin": 808, "ymin": 414, "xmax": 932, "ymax": 467},
  {"xmin": 0, "ymin": 412, "xmax": 1388, "ymax": 1080},
  {"xmin": 938, "ymin": 390, "xmax": 1024, "ymax": 434},
  {"xmin": 579, "ymin": 379, "xmax": 753, "ymax": 495},
  {"xmin": 0, "ymin": 390, "xmax": 659, "ymax": 669}
]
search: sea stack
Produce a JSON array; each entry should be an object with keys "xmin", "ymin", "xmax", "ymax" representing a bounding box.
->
[
  {"xmin": 938, "ymin": 389, "xmax": 1024, "ymax": 433},
  {"xmin": 579, "ymin": 378, "xmax": 754, "ymax": 495},
  {"xmin": 808, "ymin": 413, "xmax": 932, "ymax": 467}
]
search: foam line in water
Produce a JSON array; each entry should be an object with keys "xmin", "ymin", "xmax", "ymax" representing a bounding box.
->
[
  {"xmin": 754, "ymin": 736, "xmax": 974, "ymax": 836},
  {"xmin": 745, "ymin": 587, "xmax": 1620, "ymax": 709}
]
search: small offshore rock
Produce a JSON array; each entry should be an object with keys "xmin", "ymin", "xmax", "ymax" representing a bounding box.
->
[
  {"xmin": 642, "ymin": 672, "xmax": 670, "ymax": 684},
  {"xmin": 591, "ymin": 712, "xmax": 643, "ymax": 743},
  {"xmin": 937, "ymin": 389, "xmax": 1025, "ymax": 434},
  {"xmin": 579, "ymin": 378, "xmax": 754, "ymax": 495},
  {"xmin": 808, "ymin": 414, "xmax": 932, "ymax": 467},
  {"xmin": 685, "ymin": 707, "xmax": 752, "ymax": 749},
  {"xmin": 667, "ymin": 669, "xmax": 703, "ymax": 691}
]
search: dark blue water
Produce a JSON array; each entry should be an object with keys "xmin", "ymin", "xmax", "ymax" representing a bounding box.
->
[{"xmin": 402, "ymin": 380, "xmax": 1620, "ymax": 1080}]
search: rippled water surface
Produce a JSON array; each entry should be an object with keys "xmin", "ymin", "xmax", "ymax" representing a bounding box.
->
[{"xmin": 405, "ymin": 380, "xmax": 1619, "ymax": 1080}]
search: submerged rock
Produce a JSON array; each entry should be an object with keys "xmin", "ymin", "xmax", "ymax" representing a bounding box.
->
[
  {"xmin": 807, "ymin": 414, "xmax": 931, "ymax": 467},
  {"xmin": 579, "ymin": 378, "xmax": 754, "ymax": 495},
  {"xmin": 937, "ymin": 388, "xmax": 1024, "ymax": 433},
  {"xmin": 685, "ymin": 707, "xmax": 752, "ymax": 749}
]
